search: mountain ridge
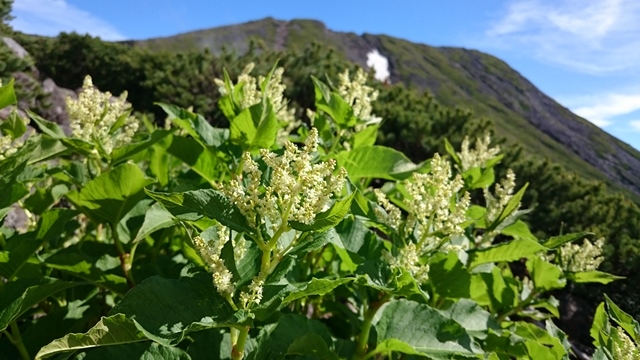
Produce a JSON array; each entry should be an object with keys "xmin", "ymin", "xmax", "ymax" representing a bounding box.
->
[{"xmin": 129, "ymin": 17, "xmax": 640, "ymax": 200}]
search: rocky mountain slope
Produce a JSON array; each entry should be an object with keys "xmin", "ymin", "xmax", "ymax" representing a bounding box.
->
[{"xmin": 131, "ymin": 18, "xmax": 640, "ymax": 201}]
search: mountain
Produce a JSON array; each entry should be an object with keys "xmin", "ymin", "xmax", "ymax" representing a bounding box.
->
[{"xmin": 130, "ymin": 18, "xmax": 640, "ymax": 201}]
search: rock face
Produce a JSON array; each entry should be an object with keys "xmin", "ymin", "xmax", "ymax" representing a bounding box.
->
[{"xmin": 0, "ymin": 37, "xmax": 74, "ymax": 133}]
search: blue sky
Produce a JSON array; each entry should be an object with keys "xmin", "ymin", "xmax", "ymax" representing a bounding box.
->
[{"xmin": 10, "ymin": 0, "xmax": 640, "ymax": 150}]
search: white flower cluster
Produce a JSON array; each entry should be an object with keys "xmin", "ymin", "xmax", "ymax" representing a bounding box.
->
[
  {"xmin": 239, "ymin": 273, "xmax": 265, "ymax": 309},
  {"xmin": 613, "ymin": 326, "xmax": 639, "ymax": 360},
  {"xmin": 66, "ymin": 76, "xmax": 139, "ymax": 154},
  {"xmin": 337, "ymin": 68, "xmax": 380, "ymax": 123},
  {"xmin": 457, "ymin": 133, "xmax": 501, "ymax": 172},
  {"xmin": 215, "ymin": 63, "xmax": 296, "ymax": 123},
  {"xmin": 559, "ymin": 237, "xmax": 605, "ymax": 272},
  {"xmin": 222, "ymin": 128, "xmax": 347, "ymax": 231},
  {"xmin": 0, "ymin": 117, "xmax": 31, "ymax": 161},
  {"xmin": 484, "ymin": 169, "xmax": 517, "ymax": 223},
  {"xmin": 375, "ymin": 154, "xmax": 470, "ymax": 240},
  {"xmin": 375, "ymin": 154, "xmax": 470, "ymax": 283},
  {"xmin": 385, "ymin": 243, "xmax": 430, "ymax": 283},
  {"xmin": 193, "ymin": 227, "xmax": 235, "ymax": 297}
]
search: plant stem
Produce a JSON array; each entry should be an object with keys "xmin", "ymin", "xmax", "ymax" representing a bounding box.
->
[
  {"xmin": 231, "ymin": 326, "xmax": 250, "ymax": 360},
  {"xmin": 355, "ymin": 294, "xmax": 391, "ymax": 359},
  {"xmin": 8, "ymin": 321, "xmax": 30, "ymax": 360},
  {"xmin": 112, "ymin": 226, "xmax": 136, "ymax": 288}
]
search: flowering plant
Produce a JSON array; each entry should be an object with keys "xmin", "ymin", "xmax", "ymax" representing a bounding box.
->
[{"xmin": 0, "ymin": 64, "xmax": 631, "ymax": 360}]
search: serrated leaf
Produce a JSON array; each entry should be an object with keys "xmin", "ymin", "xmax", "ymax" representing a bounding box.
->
[
  {"xmin": 146, "ymin": 189, "xmax": 252, "ymax": 234},
  {"xmin": 66, "ymin": 163, "xmax": 154, "ymax": 226}
]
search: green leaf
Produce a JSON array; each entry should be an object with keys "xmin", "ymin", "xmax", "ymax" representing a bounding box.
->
[
  {"xmin": 110, "ymin": 129, "xmax": 171, "ymax": 166},
  {"xmin": 110, "ymin": 272, "xmax": 248, "ymax": 344},
  {"xmin": 542, "ymin": 232, "xmax": 593, "ymax": 249},
  {"xmin": 566, "ymin": 271, "xmax": 625, "ymax": 285},
  {"xmin": 0, "ymin": 111, "xmax": 27, "ymax": 139},
  {"xmin": 283, "ymin": 278, "xmax": 353, "ymax": 304},
  {"xmin": 501, "ymin": 220, "xmax": 537, "ymax": 242},
  {"xmin": 0, "ymin": 78, "xmax": 17, "ymax": 109},
  {"xmin": 286, "ymin": 333, "xmax": 340, "ymax": 360},
  {"xmin": 0, "ymin": 277, "xmax": 79, "ymax": 332},
  {"xmin": 290, "ymin": 193, "xmax": 355, "ymax": 232},
  {"xmin": 59, "ymin": 138, "xmax": 97, "ymax": 157},
  {"xmin": 527, "ymin": 256, "xmax": 565, "ymax": 291},
  {"xmin": 229, "ymin": 102, "xmax": 278, "ymax": 150},
  {"xmin": 352, "ymin": 124, "xmax": 379, "ymax": 149},
  {"xmin": 156, "ymin": 103, "xmax": 228, "ymax": 150},
  {"xmin": 68, "ymin": 342, "xmax": 192, "ymax": 360},
  {"xmin": 44, "ymin": 245, "xmax": 129, "ymax": 296},
  {"xmin": 249, "ymin": 314, "xmax": 335, "ymax": 360},
  {"xmin": 590, "ymin": 302, "xmax": 610, "ymax": 348},
  {"xmin": 165, "ymin": 135, "xmax": 221, "ymax": 184},
  {"xmin": 373, "ymin": 299, "xmax": 480, "ymax": 358},
  {"xmin": 23, "ymin": 184, "xmax": 69, "ymax": 215},
  {"xmin": 439, "ymin": 299, "xmax": 500, "ymax": 339},
  {"xmin": 146, "ymin": 189, "xmax": 253, "ymax": 234},
  {"xmin": 468, "ymin": 239, "xmax": 546, "ymax": 268},
  {"xmin": 35, "ymin": 314, "xmax": 161, "ymax": 359},
  {"xmin": 0, "ymin": 209, "xmax": 78, "ymax": 280},
  {"xmin": 490, "ymin": 183, "xmax": 529, "ymax": 228},
  {"xmin": 336, "ymin": 146, "xmax": 429, "ymax": 180},
  {"xmin": 444, "ymin": 138, "xmax": 461, "ymax": 166},
  {"xmin": 429, "ymin": 251, "xmax": 472, "ymax": 299},
  {"xmin": 66, "ymin": 163, "xmax": 155, "ymax": 226},
  {"xmin": 27, "ymin": 110, "xmax": 66, "ymax": 139},
  {"xmin": 604, "ymin": 294, "xmax": 640, "ymax": 339},
  {"xmin": 469, "ymin": 167, "xmax": 495, "ymax": 189},
  {"xmin": 132, "ymin": 202, "xmax": 178, "ymax": 243}
]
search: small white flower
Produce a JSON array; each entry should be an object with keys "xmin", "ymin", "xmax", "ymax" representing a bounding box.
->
[
  {"xmin": 613, "ymin": 326, "xmax": 640, "ymax": 360},
  {"xmin": 66, "ymin": 75, "xmax": 138, "ymax": 154},
  {"xmin": 559, "ymin": 237, "xmax": 605, "ymax": 272},
  {"xmin": 222, "ymin": 128, "xmax": 347, "ymax": 232},
  {"xmin": 457, "ymin": 133, "xmax": 501, "ymax": 172},
  {"xmin": 193, "ymin": 233, "xmax": 235, "ymax": 297}
]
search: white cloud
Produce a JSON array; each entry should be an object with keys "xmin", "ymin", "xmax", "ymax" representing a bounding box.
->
[
  {"xmin": 486, "ymin": 0, "xmax": 640, "ymax": 74},
  {"xmin": 563, "ymin": 91, "xmax": 640, "ymax": 127},
  {"xmin": 10, "ymin": 0, "xmax": 125, "ymax": 41},
  {"xmin": 630, "ymin": 120, "xmax": 640, "ymax": 131},
  {"xmin": 366, "ymin": 49, "xmax": 390, "ymax": 82}
]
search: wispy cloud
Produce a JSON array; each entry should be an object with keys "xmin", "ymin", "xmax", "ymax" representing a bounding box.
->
[
  {"xmin": 562, "ymin": 90, "xmax": 640, "ymax": 127},
  {"xmin": 486, "ymin": 0, "xmax": 640, "ymax": 74},
  {"xmin": 10, "ymin": 0, "xmax": 126, "ymax": 40},
  {"xmin": 630, "ymin": 120, "xmax": 640, "ymax": 131}
]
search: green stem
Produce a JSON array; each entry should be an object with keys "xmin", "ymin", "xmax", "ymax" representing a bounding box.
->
[
  {"xmin": 260, "ymin": 249, "xmax": 271, "ymax": 275},
  {"xmin": 356, "ymin": 294, "xmax": 391, "ymax": 359},
  {"xmin": 231, "ymin": 326, "xmax": 250, "ymax": 360},
  {"xmin": 112, "ymin": 225, "xmax": 135, "ymax": 288},
  {"xmin": 7, "ymin": 321, "xmax": 30, "ymax": 360}
]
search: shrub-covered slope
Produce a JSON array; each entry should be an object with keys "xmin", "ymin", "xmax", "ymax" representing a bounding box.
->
[{"xmin": 130, "ymin": 18, "xmax": 640, "ymax": 201}]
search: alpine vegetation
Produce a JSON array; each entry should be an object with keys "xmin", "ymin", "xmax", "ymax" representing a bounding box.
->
[{"xmin": 0, "ymin": 63, "xmax": 636, "ymax": 360}]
